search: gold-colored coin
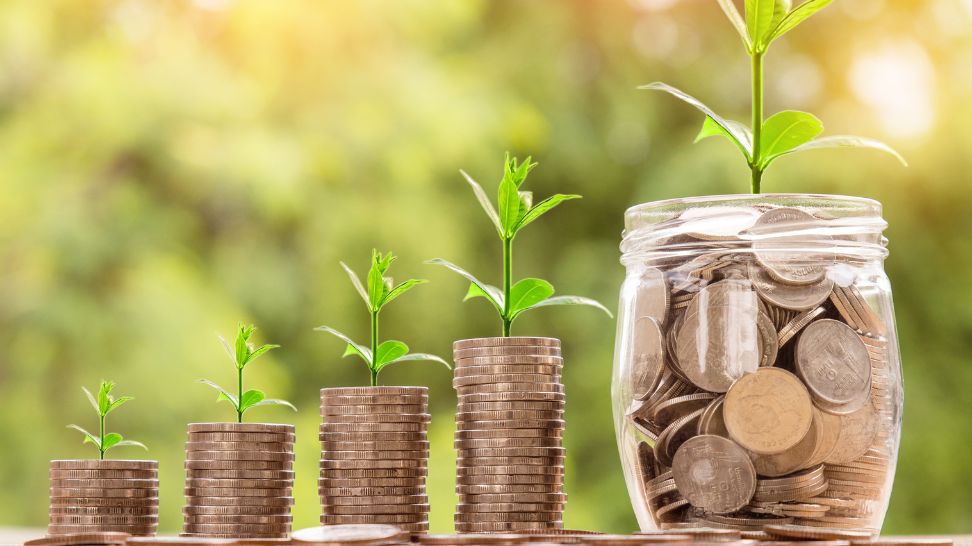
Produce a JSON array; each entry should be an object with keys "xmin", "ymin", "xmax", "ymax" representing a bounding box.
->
[
  {"xmin": 457, "ymin": 447, "xmax": 565, "ymax": 458},
  {"xmin": 455, "ymin": 474, "xmax": 563, "ymax": 485},
  {"xmin": 25, "ymin": 532, "xmax": 130, "ymax": 546},
  {"xmin": 188, "ymin": 432, "xmax": 295, "ymax": 443},
  {"xmin": 185, "ymin": 470, "xmax": 294, "ymax": 480},
  {"xmin": 320, "ymin": 404, "xmax": 427, "ymax": 416},
  {"xmin": 320, "ymin": 440, "xmax": 429, "ymax": 451},
  {"xmin": 457, "ymin": 484, "xmax": 564, "ymax": 495},
  {"xmin": 456, "ymin": 419, "xmax": 565, "ymax": 431},
  {"xmin": 453, "ymin": 374, "xmax": 562, "ymax": 387},
  {"xmin": 185, "ymin": 451, "xmax": 294, "ymax": 462},
  {"xmin": 453, "ymin": 346, "xmax": 562, "ymax": 359},
  {"xmin": 751, "ymin": 408, "xmax": 823, "ymax": 477},
  {"xmin": 454, "ymin": 365, "xmax": 561, "ymax": 377},
  {"xmin": 458, "ymin": 391, "xmax": 565, "ymax": 404},
  {"xmin": 319, "ymin": 513, "xmax": 427, "ymax": 524},
  {"xmin": 453, "ymin": 337, "xmax": 560, "ymax": 350},
  {"xmin": 318, "ymin": 486, "xmax": 426, "ymax": 497},
  {"xmin": 319, "ymin": 459, "xmax": 426, "ymax": 470},
  {"xmin": 183, "ymin": 496, "xmax": 294, "ymax": 507},
  {"xmin": 50, "ymin": 460, "xmax": 158, "ymax": 471},
  {"xmin": 185, "ymin": 460, "xmax": 292, "ymax": 471},
  {"xmin": 671, "ymin": 435, "xmax": 756, "ymax": 514},
  {"xmin": 49, "ymin": 479, "xmax": 158, "ymax": 489},
  {"xmin": 455, "ymin": 383, "xmax": 563, "ymax": 395},
  {"xmin": 323, "ymin": 413, "xmax": 431, "ymax": 424},
  {"xmin": 320, "ymin": 422, "xmax": 426, "ymax": 433},
  {"xmin": 724, "ymin": 367, "xmax": 814, "ymax": 454},
  {"xmin": 184, "ymin": 442, "xmax": 293, "ymax": 452},
  {"xmin": 187, "ymin": 423, "xmax": 294, "ymax": 434},
  {"xmin": 320, "ymin": 394, "xmax": 428, "ymax": 406}
]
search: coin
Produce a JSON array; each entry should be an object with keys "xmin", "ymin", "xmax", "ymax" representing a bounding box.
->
[
  {"xmin": 321, "ymin": 386, "xmax": 428, "ymax": 397},
  {"xmin": 184, "ymin": 442, "xmax": 293, "ymax": 452},
  {"xmin": 321, "ymin": 503, "xmax": 429, "ymax": 515},
  {"xmin": 46, "ymin": 525, "xmax": 155, "ymax": 535},
  {"xmin": 751, "ymin": 408, "xmax": 822, "ymax": 477},
  {"xmin": 182, "ymin": 505, "xmax": 293, "ymax": 515},
  {"xmin": 824, "ymin": 403, "xmax": 879, "ymax": 464},
  {"xmin": 319, "ymin": 467, "xmax": 426, "ymax": 478},
  {"xmin": 291, "ymin": 524, "xmax": 409, "ymax": 544},
  {"xmin": 318, "ymin": 486, "xmax": 426, "ymax": 497},
  {"xmin": 796, "ymin": 319, "xmax": 871, "ymax": 410},
  {"xmin": 185, "ymin": 451, "xmax": 294, "ymax": 462},
  {"xmin": 453, "ymin": 346, "xmax": 562, "ymax": 359},
  {"xmin": 697, "ymin": 396, "xmax": 729, "ymax": 437},
  {"xmin": 50, "ymin": 506, "xmax": 158, "ymax": 516},
  {"xmin": 318, "ymin": 432, "xmax": 426, "ymax": 443},
  {"xmin": 455, "ymin": 383, "xmax": 564, "ymax": 395},
  {"xmin": 453, "ymin": 374, "xmax": 562, "ymax": 388},
  {"xmin": 458, "ymin": 484, "xmax": 564, "ymax": 494},
  {"xmin": 26, "ymin": 532, "xmax": 131, "ymax": 546},
  {"xmin": 457, "ymin": 465, "xmax": 564, "ymax": 476},
  {"xmin": 183, "ymin": 496, "xmax": 293, "ymax": 507},
  {"xmin": 320, "ymin": 422, "xmax": 426, "ymax": 433},
  {"xmin": 185, "ymin": 460, "xmax": 292, "ymax": 471},
  {"xmin": 187, "ymin": 423, "xmax": 294, "ymax": 434},
  {"xmin": 456, "ymin": 410, "xmax": 564, "ymax": 422},
  {"xmin": 457, "ymin": 447, "xmax": 565, "ymax": 458},
  {"xmin": 321, "ymin": 404, "xmax": 427, "ymax": 415},
  {"xmin": 457, "ymin": 400, "xmax": 563, "ymax": 412},
  {"xmin": 675, "ymin": 280, "xmax": 761, "ymax": 392},
  {"xmin": 453, "ymin": 337, "xmax": 560, "ymax": 350},
  {"xmin": 671, "ymin": 435, "xmax": 756, "ymax": 513},
  {"xmin": 185, "ymin": 478, "xmax": 292, "ymax": 489},
  {"xmin": 319, "ymin": 477, "xmax": 425, "ymax": 488},
  {"xmin": 49, "ymin": 479, "xmax": 158, "ymax": 489},
  {"xmin": 654, "ymin": 408, "xmax": 705, "ymax": 467},
  {"xmin": 454, "ymin": 365, "xmax": 562, "ymax": 377},
  {"xmin": 183, "ymin": 487, "xmax": 292, "ymax": 497},
  {"xmin": 183, "ymin": 514, "xmax": 292, "ymax": 524},
  {"xmin": 323, "ymin": 413, "xmax": 431, "ymax": 424},
  {"xmin": 319, "ymin": 494, "xmax": 428, "ymax": 506},
  {"xmin": 724, "ymin": 367, "xmax": 814, "ymax": 454},
  {"xmin": 320, "ymin": 394, "xmax": 428, "ymax": 406},
  {"xmin": 750, "ymin": 264, "xmax": 835, "ymax": 311},
  {"xmin": 49, "ymin": 469, "xmax": 157, "ymax": 479},
  {"xmin": 454, "ymin": 522, "xmax": 562, "ymax": 532},
  {"xmin": 49, "ymin": 488, "xmax": 156, "ymax": 498},
  {"xmin": 50, "ymin": 460, "xmax": 157, "ymax": 470},
  {"xmin": 186, "ymin": 470, "xmax": 294, "ymax": 480},
  {"xmin": 322, "ymin": 450, "xmax": 428, "ymax": 460},
  {"xmin": 459, "ymin": 493, "xmax": 568, "ymax": 504},
  {"xmin": 458, "ymin": 391, "xmax": 565, "ymax": 404},
  {"xmin": 319, "ymin": 459, "xmax": 426, "ymax": 470},
  {"xmin": 182, "ymin": 524, "xmax": 291, "ymax": 534},
  {"xmin": 320, "ymin": 514, "xmax": 426, "ymax": 524},
  {"xmin": 748, "ymin": 208, "xmax": 830, "ymax": 285},
  {"xmin": 457, "ymin": 419, "xmax": 565, "ymax": 431},
  {"xmin": 456, "ymin": 428, "xmax": 563, "ymax": 440},
  {"xmin": 48, "ymin": 497, "xmax": 158, "ymax": 507},
  {"xmin": 188, "ymin": 432, "xmax": 295, "ymax": 443},
  {"xmin": 777, "ymin": 306, "xmax": 827, "ymax": 348},
  {"xmin": 651, "ymin": 393, "xmax": 717, "ymax": 429},
  {"xmin": 629, "ymin": 316, "xmax": 666, "ymax": 401},
  {"xmin": 763, "ymin": 523, "xmax": 873, "ymax": 540},
  {"xmin": 48, "ymin": 515, "xmax": 157, "ymax": 525},
  {"xmin": 456, "ymin": 474, "xmax": 562, "ymax": 485},
  {"xmin": 454, "ymin": 437, "xmax": 562, "ymax": 449},
  {"xmin": 127, "ymin": 538, "xmax": 242, "ymax": 545}
]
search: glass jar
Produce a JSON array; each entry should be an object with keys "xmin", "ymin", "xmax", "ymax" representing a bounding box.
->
[{"xmin": 611, "ymin": 195, "xmax": 902, "ymax": 533}]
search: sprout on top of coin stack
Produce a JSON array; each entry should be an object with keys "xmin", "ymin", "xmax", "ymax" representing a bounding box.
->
[
  {"xmin": 183, "ymin": 324, "xmax": 297, "ymax": 539},
  {"xmin": 50, "ymin": 381, "xmax": 157, "ymax": 537},
  {"xmin": 316, "ymin": 250, "xmax": 450, "ymax": 534},
  {"xmin": 429, "ymin": 155, "xmax": 611, "ymax": 533}
]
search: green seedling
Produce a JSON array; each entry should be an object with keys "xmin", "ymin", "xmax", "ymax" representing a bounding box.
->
[
  {"xmin": 200, "ymin": 323, "xmax": 296, "ymax": 423},
  {"xmin": 68, "ymin": 380, "xmax": 147, "ymax": 460},
  {"xmin": 642, "ymin": 0, "xmax": 906, "ymax": 193},
  {"xmin": 317, "ymin": 250, "xmax": 450, "ymax": 386},
  {"xmin": 429, "ymin": 154, "xmax": 611, "ymax": 337}
]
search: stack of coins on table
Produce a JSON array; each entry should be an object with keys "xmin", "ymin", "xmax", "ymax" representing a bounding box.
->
[
  {"xmin": 181, "ymin": 422, "xmax": 295, "ymax": 538},
  {"xmin": 48, "ymin": 460, "xmax": 159, "ymax": 536},
  {"xmin": 319, "ymin": 387, "xmax": 431, "ymax": 534},
  {"xmin": 452, "ymin": 337, "xmax": 567, "ymax": 533}
]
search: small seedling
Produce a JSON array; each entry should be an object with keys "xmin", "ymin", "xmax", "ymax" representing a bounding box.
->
[
  {"xmin": 200, "ymin": 323, "xmax": 296, "ymax": 423},
  {"xmin": 428, "ymin": 154, "xmax": 611, "ymax": 336},
  {"xmin": 317, "ymin": 250, "xmax": 450, "ymax": 386},
  {"xmin": 68, "ymin": 380, "xmax": 147, "ymax": 460},
  {"xmin": 642, "ymin": 0, "xmax": 906, "ymax": 193}
]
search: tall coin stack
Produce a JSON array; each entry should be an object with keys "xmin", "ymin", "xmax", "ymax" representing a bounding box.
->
[
  {"xmin": 319, "ymin": 386, "xmax": 431, "ymax": 534},
  {"xmin": 48, "ymin": 460, "xmax": 159, "ymax": 536},
  {"xmin": 452, "ymin": 337, "xmax": 567, "ymax": 533},
  {"xmin": 181, "ymin": 423, "xmax": 295, "ymax": 539}
]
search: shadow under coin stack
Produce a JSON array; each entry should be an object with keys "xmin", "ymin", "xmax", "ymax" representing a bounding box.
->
[
  {"xmin": 181, "ymin": 423, "xmax": 295, "ymax": 538},
  {"xmin": 319, "ymin": 387, "xmax": 431, "ymax": 534},
  {"xmin": 452, "ymin": 337, "xmax": 567, "ymax": 533},
  {"xmin": 48, "ymin": 460, "xmax": 159, "ymax": 536}
]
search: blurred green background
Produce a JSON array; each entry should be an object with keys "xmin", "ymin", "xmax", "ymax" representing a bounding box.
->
[{"xmin": 1, "ymin": 0, "xmax": 970, "ymax": 536}]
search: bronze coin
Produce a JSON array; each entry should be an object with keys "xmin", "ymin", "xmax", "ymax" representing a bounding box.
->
[
  {"xmin": 459, "ymin": 493, "xmax": 568, "ymax": 504},
  {"xmin": 320, "ymin": 440, "xmax": 429, "ymax": 451},
  {"xmin": 48, "ymin": 497, "xmax": 158, "ymax": 506},
  {"xmin": 320, "ymin": 394, "xmax": 428, "ymax": 406},
  {"xmin": 183, "ymin": 496, "xmax": 293, "ymax": 507},
  {"xmin": 321, "ymin": 386, "xmax": 428, "ymax": 397},
  {"xmin": 182, "ymin": 505, "xmax": 292, "ymax": 515},
  {"xmin": 456, "ymin": 466, "xmax": 564, "ymax": 476},
  {"xmin": 185, "ymin": 451, "xmax": 294, "ymax": 462},
  {"xmin": 48, "ymin": 515, "xmax": 157, "ymax": 525},
  {"xmin": 671, "ymin": 435, "xmax": 757, "ymax": 513},
  {"xmin": 763, "ymin": 524, "xmax": 873, "ymax": 540},
  {"xmin": 453, "ymin": 337, "xmax": 560, "ymax": 350},
  {"xmin": 322, "ymin": 504, "xmax": 429, "ymax": 515},
  {"xmin": 453, "ymin": 374, "xmax": 562, "ymax": 387},
  {"xmin": 323, "ymin": 413, "xmax": 431, "ymax": 424},
  {"xmin": 725, "ymin": 367, "xmax": 814, "ymax": 454},
  {"xmin": 49, "ymin": 470, "xmax": 157, "ymax": 480},
  {"xmin": 456, "ymin": 410, "xmax": 564, "ymax": 422},
  {"xmin": 454, "ymin": 512, "xmax": 561, "ymax": 523},
  {"xmin": 46, "ymin": 525, "xmax": 156, "ymax": 535},
  {"xmin": 320, "ymin": 422, "xmax": 427, "ymax": 433},
  {"xmin": 181, "ymin": 524, "xmax": 291, "ymax": 534},
  {"xmin": 453, "ymin": 346, "xmax": 562, "ymax": 359},
  {"xmin": 824, "ymin": 403, "xmax": 879, "ymax": 464},
  {"xmin": 318, "ymin": 431, "xmax": 427, "ymax": 443},
  {"xmin": 454, "ymin": 383, "xmax": 564, "ymax": 395},
  {"xmin": 320, "ymin": 404, "xmax": 427, "ymax": 415},
  {"xmin": 50, "ymin": 460, "xmax": 158, "ymax": 471},
  {"xmin": 456, "ymin": 419, "xmax": 566, "ymax": 431},
  {"xmin": 183, "ymin": 514, "xmax": 291, "ymax": 524},
  {"xmin": 185, "ymin": 470, "xmax": 294, "ymax": 480},
  {"xmin": 319, "ymin": 494, "xmax": 428, "ymax": 506},
  {"xmin": 458, "ymin": 392, "xmax": 565, "ymax": 404},
  {"xmin": 319, "ymin": 467, "xmax": 426, "ymax": 478},
  {"xmin": 457, "ymin": 400, "xmax": 564, "ymax": 412},
  {"xmin": 454, "ymin": 437, "xmax": 563, "ymax": 449},
  {"xmin": 455, "ymin": 474, "xmax": 562, "ymax": 485},
  {"xmin": 453, "ymin": 522, "xmax": 563, "ymax": 532},
  {"xmin": 188, "ymin": 432, "xmax": 295, "ymax": 443},
  {"xmin": 320, "ymin": 513, "xmax": 426, "ymax": 524},
  {"xmin": 184, "ymin": 442, "xmax": 293, "ymax": 452},
  {"xmin": 457, "ymin": 484, "xmax": 564, "ymax": 494},
  {"xmin": 454, "ymin": 365, "xmax": 562, "ymax": 378},
  {"xmin": 49, "ymin": 479, "xmax": 158, "ymax": 489},
  {"xmin": 49, "ymin": 488, "xmax": 156, "ymax": 498},
  {"xmin": 49, "ymin": 506, "xmax": 157, "ymax": 516},
  {"xmin": 457, "ymin": 447, "xmax": 565, "ymax": 458},
  {"xmin": 319, "ymin": 477, "xmax": 425, "ymax": 488},
  {"xmin": 456, "ymin": 428, "xmax": 563, "ymax": 440},
  {"xmin": 322, "ymin": 450, "xmax": 428, "ymax": 460},
  {"xmin": 183, "ymin": 487, "xmax": 293, "ymax": 498},
  {"xmin": 184, "ymin": 478, "xmax": 292, "ymax": 489},
  {"xmin": 187, "ymin": 423, "xmax": 294, "ymax": 434},
  {"xmin": 318, "ymin": 486, "xmax": 426, "ymax": 497},
  {"xmin": 185, "ymin": 460, "xmax": 292, "ymax": 471},
  {"xmin": 453, "ymin": 356, "xmax": 563, "ymax": 368},
  {"xmin": 25, "ymin": 533, "xmax": 130, "ymax": 546},
  {"xmin": 319, "ymin": 459, "xmax": 426, "ymax": 470}
]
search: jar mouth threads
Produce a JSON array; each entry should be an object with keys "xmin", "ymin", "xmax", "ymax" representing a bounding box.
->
[{"xmin": 621, "ymin": 196, "xmax": 889, "ymax": 266}]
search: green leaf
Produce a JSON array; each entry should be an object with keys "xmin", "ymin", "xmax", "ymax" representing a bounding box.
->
[
  {"xmin": 81, "ymin": 387, "xmax": 99, "ymax": 415},
  {"xmin": 252, "ymin": 398, "xmax": 298, "ymax": 412},
  {"xmin": 640, "ymin": 83, "xmax": 753, "ymax": 161},
  {"xmin": 464, "ymin": 283, "xmax": 505, "ymax": 315},
  {"xmin": 67, "ymin": 424, "xmax": 101, "ymax": 448},
  {"xmin": 235, "ymin": 324, "xmax": 253, "ymax": 368},
  {"xmin": 426, "ymin": 258, "xmax": 504, "ymax": 312},
  {"xmin": 775, "ymin": 135, "xmax": 907, "ymax": 167},
  {"xmin": 97, "ymin": 381, "xmax": 113, "ymax": 416},
  {"xmin": 523, "ymin": 295, "xmax": 614, "ymax": 318},
  {"xmin": 113, "ymin": 439, "xmax": 149, "ymax": 451},
  {"xmin": 379, "ymin": 279, "xmax": 427, "ymax": 310},
  {"xmin": 508, "ymin": 278, "xmax": 555, "ymax": 317},
  {"xmin": 244, "ymin": 344, "xmax": 279, "ymax": 367},
  {"xmin": 238, "ymin": 389, "xmax": 266, "ymax": 413},
  {"xmin": 368, "ymin": 250, "xmax": 394, "ymax": 311},
  {"xmin": 746, "ymin": 0, "xmax": 777, "ymax": 48},
  {"xmin": 101, "ymin": 432, "xmax": 123, "ymax": 451},
  {"xmin": 340, "ymin": 261, "xmax": 370, "ymax": 308},
  {"xmin": 315, "ymin": 326, "xmax": 373, "ymax": 365},
  {"xmin": 759, "ymin": 110, "xmax": 823, "ymax": 167},
  {"xmin": 513, "ymin": 194, "xmax": 582, "ymax": 234},
  {"xmin": 460, "ymin": 169, "xmax": 503, "ymax": 236},
  {"xmin": 382, "ymin": 352, "xmax": 452, "ymax": 371},
  {"xmin": 217, "ymin": 334, "xmax": 235, "ymax": 363},
  {"xmin": 696, "ymin": 116, "xmax": 754, "ymax": 160},
  {"xmin": 106, "ymin": 396, "xmax": 133, "ymax": 415},
  {"xmin": 375, "ymin": 340, "xmax": 410, "ymax": 369},
  {"xmin": 198, "ymin": 379, "xmax": 239, "ymax": 410},
  {"xmin": 717, "ymin": 0, "xmax": 752, "ymax": 50},
  {"xmin": 498, "ymin": 174, "xmax": 522, "ymax": 237},
  {"xmin": 769, "ymin": 0, "xmax": 835, "ymax": 43}
]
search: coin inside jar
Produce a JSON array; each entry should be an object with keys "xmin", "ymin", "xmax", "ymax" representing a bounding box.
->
[
  {"xmin": 796, "ymin": 319, "xmax": 872, "ymax": 411},
  {"xmin": 630, "ymin": 316, "xmax": 665, "ymax": 400},
  {"xmin": 671, "ymin": 435, "xmax": 756, "ymax": 514},
  {"xmin": 724, "ymin": 368, "xmax": 813, "ymax": 455},
  {"xmin": 747, "ymin": 207, "xmax": 832, "ymax": 286}
]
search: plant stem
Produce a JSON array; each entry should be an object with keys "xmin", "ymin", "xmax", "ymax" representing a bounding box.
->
[
  {"xmin": 99, "ymin": 412, "xmax": 106, "ymax": 460},
  {"xmin": 370, "ymin": 310, "xmax": 379, "ymax": 386},
  {"xmin": 237, "ymin": 366, "xmax": 243, "ymax": 423},
  {"xmin": 502, "ymin": 237, "xmax": 513, "ymax": 337},
  {"xmin": 750, "ymin": 50, "xmax": 765, "ymax": 194}
]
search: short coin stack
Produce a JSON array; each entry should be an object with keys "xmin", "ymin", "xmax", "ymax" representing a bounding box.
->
[
  {"xmin": 48, "ymin": 460, "xmax": 159, "ymax": 536},
  {"xmin": 181, "ymin": 422, "xmax": 295, "ymax": 539},
  {"xmin": 319, "ymin": 386, "xmax": 431, "ymax": 534},
  {"xmin": 452, "ymin": 337, "xmax": 567, "ymax": 533}
]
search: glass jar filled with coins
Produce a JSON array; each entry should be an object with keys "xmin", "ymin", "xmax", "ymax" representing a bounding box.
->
[{"xmin": 611, "ymin": 195, "xmax": 902, "ymax": 534}]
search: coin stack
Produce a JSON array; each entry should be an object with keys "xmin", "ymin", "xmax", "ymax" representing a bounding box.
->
[
  {"xmin": 48, "ymin": 460, "xmax": 159, "ymax": 536},
  {"xmin": 622, "ymin": 206, "xmax": 898, "ymax": 532},
  {"xmin": 181, "ymin": 422, "xmax": 295, "ymax": 538},
  {"xmin": 319, "ymin": 386, "xmax": 431, "ymax": 534},
  {"xmin": 452, "ymin": 337, "xmax": 567, "ymax": 533}
]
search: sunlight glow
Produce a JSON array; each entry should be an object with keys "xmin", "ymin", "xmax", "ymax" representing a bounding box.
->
[{"xmin": 849, "ymin": 41, "xmax": 936, "ymax": 138}]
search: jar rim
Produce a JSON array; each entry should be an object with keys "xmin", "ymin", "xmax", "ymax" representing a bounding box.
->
[{"xmin": 625, "ymin": 193, "xmax": 882, "ymax": 224}]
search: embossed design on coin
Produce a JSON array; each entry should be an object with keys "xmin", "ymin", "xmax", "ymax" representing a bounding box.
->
[
  {"xmin": 825, "ymin": 402, "xmax": 879, "ymax": 464},
  {"xmin": 630, "ymin": 317, "xmax": 665, "ymax": 399},
  {"xmin": 676, "ymin": 280, "xmax": 760, "ymax": 393},
  {"xmin": 724, "ymin": 368, "xmax": 813, "ymax": 454},
  {"xmin": 796, "ymin": 319, "xmax": 871, "ymax": 409},
  {"xmin": 671, "ymin": 435, "xmax": 756, "ymax": 514},
  {"xmin": 748, "ymin": 208, "xmax": 832, "ymax": 285}
]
